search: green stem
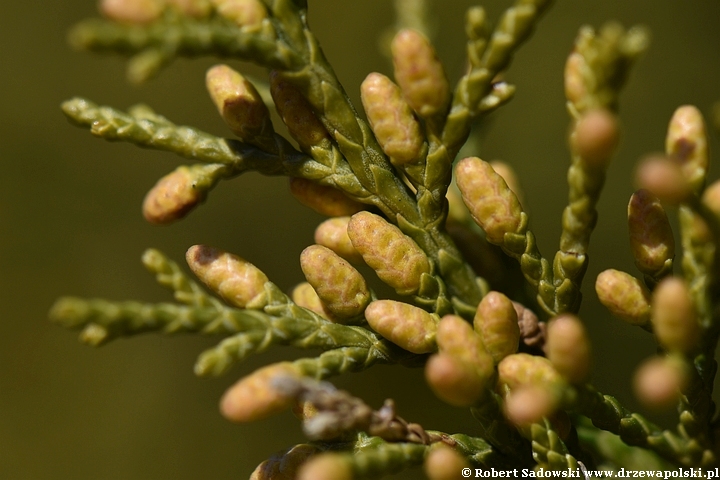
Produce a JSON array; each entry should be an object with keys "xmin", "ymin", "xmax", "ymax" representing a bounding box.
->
[
  {"xmin": 70, "ymin": 12, "xmax": 302, "ymax": 74},
  {"xmin": 571, "ymin": 384, "xmax": 715, "ymax": 467}
]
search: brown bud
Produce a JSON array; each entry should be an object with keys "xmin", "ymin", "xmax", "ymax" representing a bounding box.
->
[
  {"xmin": 299, "ymin": 245, "xmax": 370, "ymax": 320},
  {"xmin": 424, "ymin": 444, "xmax": 470, "ymax": 480},
  {"xmin": 347, "ymin": 211, "xmax": 430, "ymax": 295},
  {"xmin": 595, "ymin": 269, "xmax": 651, "ymax": 326},
  {"xmin": 297, "ymin": 454, "xmax": 352, "ymax": 480},
  {"xmin": 497, "ymin": 353, "xmax": 562, "ymax": 391},
  {"xmin": 100, "ymin": 0, "xmax": 164, "ymax": 23},
  {"xmin": 186, "ymin": 245, "xmax": 268, "ymax": 309},
  {"xmin": 437, "ymin": 314, "xmax": 494, "ymax": 376},
  {"xmin": 220, "ymin": 363, "xmax": 299, "ymax": 422},
  {"xmin": 431, "ymin": 315, "xmax": 493, "ymax": 407},
  {"xmin": 666, "ymin": 105, "xmax": 708, "ymax": 193},
  {"xmin": 365, "ymin": 300, "xmax": 437, "ymax": 354},
  {"xmin": 572, "ymin": 109, "xmax": 619, "ymax": 167},
  {"xmin": 455, "ymin": 156, "xmax": 523, "ymax": 244},
  {"xmin": 504, "ymin": 385, "xmax": 559, "ymax": 426},
  {"xmin": 313, "ymin": 217, "xmax": 362, "ymax": 264},
  {"xmin": 270, "ymin": 71, "xmax": 330, "ymax": 151},
  {"xmin": 361, "ymin": 72, "xmax": 423, "ymax": 166},
  {"xmin": 651, "ymin": 277, "xmax": 699, "ymax": 353},
  {"xmin": 702, "ymin": 179, "xmax": 720, "ymax": 218},
  {"xmin": 425, "ymin": 353, "xmax": 484, "ymax": 407},
  {"xmin": 211, "ymin": 0, "xmax": 267, "ymax": 27},
  {"xmin": 474, "ymin": 291, "xmax": 520, "ymax": 363},
  {"xmin": 634, "ymin": 356, "xmax": 688, "ymax": 411},
  {"xmin": 635, "ymin": 155, "xmax": 691, "ymax": 204},
  {"xmin": 628, "ymin": 189, "xmax": 674, "ymax": 276},
  {"xmin": 546, "ymin": 315, "xmax": 591, "ymax": 384},
  {"xmin": 143, "ymin": 166, "xmax": 204, "ymax": 224},
  {"xmin": 289, "ymin": 178, "xmax": 364, "ymax": 217},
  {"xmin": 391, "ymin": 29, "xmax": 449, "ymax": 118},
  {"xmin": 206, "ymin": 64, "xmax": 272, "ymax": 141}
]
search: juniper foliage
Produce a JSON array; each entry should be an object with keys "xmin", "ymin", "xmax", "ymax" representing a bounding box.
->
[{"xmin": 51, "ymin": 0, "xmax": 720, "ymax": 477}]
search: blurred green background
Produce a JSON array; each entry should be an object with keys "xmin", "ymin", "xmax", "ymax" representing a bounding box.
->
[{"xmin": 2, "ymin": 1, "xmax": 720, "ymax": 478}]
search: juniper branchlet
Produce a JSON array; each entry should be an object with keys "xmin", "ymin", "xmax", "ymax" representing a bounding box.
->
[{"xmin": 51, "ymin": 0, "xmax": 720, "ymax": 477}]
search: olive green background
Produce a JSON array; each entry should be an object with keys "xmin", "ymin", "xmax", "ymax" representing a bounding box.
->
[{"xmin": 2, "ymin": 1, "xmax": 720, "ymax": 478}]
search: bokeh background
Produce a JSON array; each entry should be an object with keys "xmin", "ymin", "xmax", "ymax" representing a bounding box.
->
[{"xmin": 2, "ymin": 1, "xmax": 720, "ymax": 478}]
